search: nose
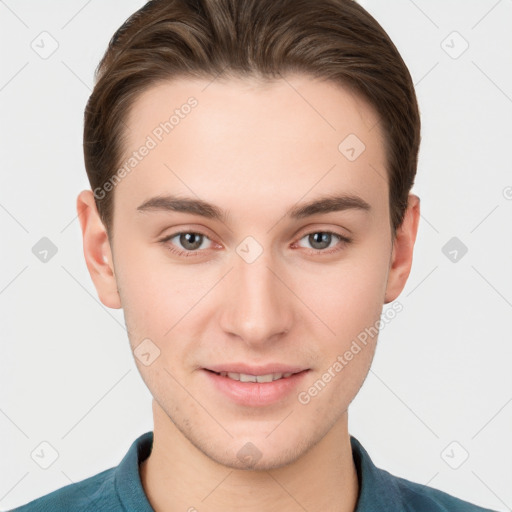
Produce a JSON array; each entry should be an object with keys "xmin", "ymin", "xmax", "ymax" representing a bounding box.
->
[{"xmin": 218, "ymin": 247, "xmax": 294, "ymax": 348}]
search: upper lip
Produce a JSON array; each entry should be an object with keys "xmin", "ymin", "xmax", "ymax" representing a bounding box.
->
[{"xmin": 204, "ymin": 363, "xmax": 309, "ymax": 375}]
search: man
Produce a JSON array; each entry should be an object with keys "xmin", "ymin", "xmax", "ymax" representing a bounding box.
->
[{"xmin": 9, "ymin": 0, "xmax": 498, "ymax": 510}]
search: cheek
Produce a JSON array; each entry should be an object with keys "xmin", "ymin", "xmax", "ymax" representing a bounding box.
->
[
  {"xmin": 114, "ymin": 255, "xmax": 172, "ymax": 343},
  {"xmin": 296, "ymin": 260, "xmax": 385, "ymax": 410},
  {"xmin": 114, "ymin": 250, "xmax": 211, "ymax": 366},
  {"xmin": 296, "ymin": 253, "xmax": 389, "ymax": 342}
]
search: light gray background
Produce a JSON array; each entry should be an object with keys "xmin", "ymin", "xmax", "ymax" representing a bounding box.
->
[{"xmin": 1, "ymin": 1, "xmax": 511, "ymax": 510}]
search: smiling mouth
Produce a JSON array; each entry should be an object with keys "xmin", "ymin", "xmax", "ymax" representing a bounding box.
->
[{"xmin": 205, "ymin": 369, "xmax": 305, "ymax": 383}]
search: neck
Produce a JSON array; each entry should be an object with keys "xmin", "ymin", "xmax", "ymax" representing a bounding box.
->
[{"xmin": 140, "ymin": 401, "xmax": 359, "ymax": 512}]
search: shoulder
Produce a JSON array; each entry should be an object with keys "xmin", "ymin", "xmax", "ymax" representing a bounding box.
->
[
  {"xmin": 7, "ymin": 467, "xmax": 119, "ymax": 512},
  {"xmin": 391, "ymin": 470, "xmax": 498, "ymax": 512},
  {"xmin": 349, "ymin": 435, "xmax": 498, "ymax": 512},
  {"xmin": 7, "ymin": 431, "xmax": 154, "ymax": 512}
]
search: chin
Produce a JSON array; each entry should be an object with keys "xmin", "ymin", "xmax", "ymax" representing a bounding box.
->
[{"xmin": 202, "ymin": 429, "xmax": 316, "ymax": 471}]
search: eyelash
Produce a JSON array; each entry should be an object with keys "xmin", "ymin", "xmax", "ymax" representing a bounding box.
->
[{"xmin": 158, "ymin": 229, "xmax": 352, "ymax": 258}]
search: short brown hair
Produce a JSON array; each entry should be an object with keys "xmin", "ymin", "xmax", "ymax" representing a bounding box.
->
[{"xmin": 83, "ymin": 0, "xmax": 421, "ymax": 238}]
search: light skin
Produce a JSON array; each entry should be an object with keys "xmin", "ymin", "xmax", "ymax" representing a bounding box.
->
[{"xmin": 77, "ymin": 75, "xmax": 420, "ymax": 512}]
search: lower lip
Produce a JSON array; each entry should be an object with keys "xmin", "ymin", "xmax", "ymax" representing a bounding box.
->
[{"xmin": 202, "ymin": 369, "xmax": 310, "ymax": 407}]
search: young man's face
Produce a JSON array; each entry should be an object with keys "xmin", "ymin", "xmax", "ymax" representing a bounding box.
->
[{"xmin": 79, "ymin": 75, "xmax": 419, "ymax": 470}]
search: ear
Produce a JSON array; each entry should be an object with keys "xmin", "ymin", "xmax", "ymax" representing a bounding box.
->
[
  {"xmin": 384, "ymin": 194, "xmax": 421, "ymax": 304},
  {"xmin": 76, "ymin": 190, "xmax": 121, "ymax": 309}
]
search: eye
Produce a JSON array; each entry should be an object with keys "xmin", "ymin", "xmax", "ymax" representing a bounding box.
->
[
  {"xmin": 159, "ymin": 231, "xmax": 213, "ymax": 257},
  {"xmin": 159, "ymin": 229, "xmax": 352, "ymax": 258},
  {"xmin": 295, "ymin": 231, "xmax": 352, "ymax": 254}
]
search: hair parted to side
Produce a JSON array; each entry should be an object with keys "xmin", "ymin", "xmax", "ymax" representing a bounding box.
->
[{"xmin": 83, "ymin": 0, "xmax": 421, "ymax": 239}]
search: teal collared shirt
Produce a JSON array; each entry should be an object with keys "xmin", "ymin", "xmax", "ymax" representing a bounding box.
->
[{"xmin": 9, "ymin": 431, "xmax": 497, "ymax": 511}]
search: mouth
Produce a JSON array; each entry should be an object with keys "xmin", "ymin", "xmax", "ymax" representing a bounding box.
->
[
  {"xmin": 204, "ymin": 368, "xmax": 304, "ymax": 383},
  {"xmin": 202, "ymin": 367, "xmax": 311, "ymax": 406}
]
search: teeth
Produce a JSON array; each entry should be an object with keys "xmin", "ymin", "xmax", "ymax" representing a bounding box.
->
[
  {"xmin": 256, "ymin": 374, "xmax": 274, "ymax": 383},
  {"xmin": 218, "ymin": 371, "xmax": 295, "ymax": 382},
  {"xmin": 241, "ymin": 373, "xmax": 258, "ymax": 382}
]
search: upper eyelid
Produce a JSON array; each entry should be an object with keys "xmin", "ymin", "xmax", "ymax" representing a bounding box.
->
[{"xmin": 161, "ymin": 228, "xmax": 349, "ymax": 248}]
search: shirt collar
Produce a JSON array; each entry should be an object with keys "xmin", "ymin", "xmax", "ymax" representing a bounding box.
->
[
  {"xmin": 114, "ymin": 431, "xmax": 155, "ymax": 511},
  {"xmin": 114, "ymin": 431, "xmax": 403, "ymax": 511},
  {"xmin": 350, "ymin": 435, "xmax": 404, "ymax": 510}
]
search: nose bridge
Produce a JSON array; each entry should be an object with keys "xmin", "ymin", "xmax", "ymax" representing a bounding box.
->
[{"xmin": 219, "ymin": 242, "xmax": 293, "ymax": 344}]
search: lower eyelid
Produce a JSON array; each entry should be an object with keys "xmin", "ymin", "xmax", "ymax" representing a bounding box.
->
[
  {"xmin": 164, "ymin": 232, "xmax": 213, "ymax": 249},
  {"xmin": 295, "ymin": 231, "xmax": 350, "ymax": 249},
  {"xmin": 161, "ymin": 230, "xmax": 350, "ymax": 254}
]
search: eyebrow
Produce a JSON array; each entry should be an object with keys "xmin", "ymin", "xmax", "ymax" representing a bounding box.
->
[{"xmin": 136, "ymin": 193, "xmax": 371, "ymax": 221}]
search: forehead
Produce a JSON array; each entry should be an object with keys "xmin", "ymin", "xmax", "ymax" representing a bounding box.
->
[
  {"xmin": 117, "ymin": 75, "xmax": 388, "ymax": 218},
  {"xmin": 124, "ymin": 74, "xmax": 383, "ymax": 150}
]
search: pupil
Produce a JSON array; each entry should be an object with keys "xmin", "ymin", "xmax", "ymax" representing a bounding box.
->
[
  {"xmin": 181, "ymin": 233, "xmax": 202, "ymax": 250},
  {"xmin": 311, "ymin": 232, "xmax": 330, "ymax": 249}
]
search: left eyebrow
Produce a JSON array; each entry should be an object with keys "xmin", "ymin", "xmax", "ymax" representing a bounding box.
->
[
  {"xmin": 288, "ymin": 194, "xmax": 371, "ymax": 219},
  {"xmin": 136, "ymin": 193, "xmax": 371, "ymax": 221}
]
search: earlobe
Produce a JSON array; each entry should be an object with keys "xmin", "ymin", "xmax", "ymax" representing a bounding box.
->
[
  {"xmin": 76, "ymin": 190, "xmax": 122, "ymax": 309},
  {"xmin": 384, "ymin": 194, "xmax": 421, "ymax": 304}
]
